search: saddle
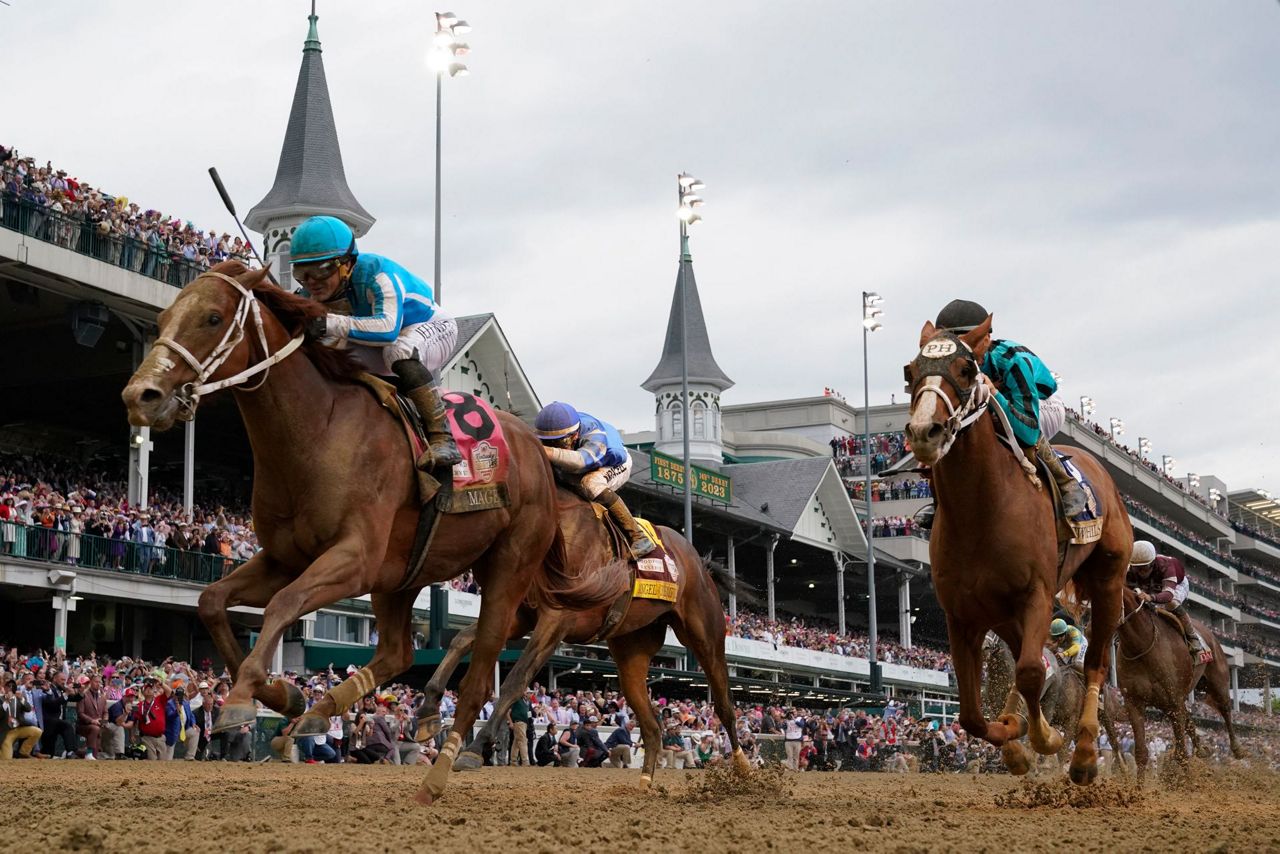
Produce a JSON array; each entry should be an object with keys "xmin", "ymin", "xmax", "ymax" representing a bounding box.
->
[
  {"xmin": 577, "ymin": 499, "xmax": 680, "ymax": 643},
  {"xmin": 985, "ymin": 401, "xmax": 1104, "ymax": 553},
  {"xmin": 352, "ymin": 373, "xmax": 512, "ymax": 592},
  {"xmin": 1153, "ymin": 608, "xmax": 1214, "ymax": 664}
]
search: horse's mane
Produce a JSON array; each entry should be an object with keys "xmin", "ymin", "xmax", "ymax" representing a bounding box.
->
[{"xmin": 206, "ymin": 260, "xmax": 363, "ymax": 384}]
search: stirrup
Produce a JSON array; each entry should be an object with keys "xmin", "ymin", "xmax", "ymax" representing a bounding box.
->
[
  {"xmin": 630, "ymin": 535, "xmax": 657, "ymax": 559},
  {"xmin": 427, "ymin": 434, "xmax": 463, "ymax": 468}
]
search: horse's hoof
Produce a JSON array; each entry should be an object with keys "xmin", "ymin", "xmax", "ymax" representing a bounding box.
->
[
  {"xmin": 453, "ymin": 751, "xmax": 484, "ymax": 772},
  {"xmin": 290, "ymin": 714, "xmax": 329, "ymax": 737},
  {"xmin": 280, "ymin": 681, "xmax": 306, "ymax": 719},
  {"xmin": 210, "ymin": 703, "xmax": 256, "ymax": 734},
  {"xmin": 1002, "ymin": 742, "xmax": 1031, "ymax": 776},
  {"xmin": 1069, "ymin": 761, "xmax": 1098, "ymax": 786},
  {"xmin": 413, "ymin": 788, "xmax": 437, "ymax": 807},
  {"xmin": 415, "ymin": 714, "xmax": 441, "ymax": 743},
  {"xmin": 269, "ymin": 735, "xmax": 292, "ymax": 757}
]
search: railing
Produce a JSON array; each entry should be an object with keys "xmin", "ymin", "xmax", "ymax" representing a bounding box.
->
[
  {"xmin": 1, "ymin": 521, "xmax": 245, "ymax": 584},
  {"xmin": 0, "ymin": 193, "xmax": 230, "ymax": 288}
]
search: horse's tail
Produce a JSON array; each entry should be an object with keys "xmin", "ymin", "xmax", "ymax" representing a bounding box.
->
[
  {"xmin": 533, "ymin": 524, "xmax": 630, "ymax": 611},
  {"xmin": 704, "ymin": 554, "xmax": 763, "ymax": 607}
]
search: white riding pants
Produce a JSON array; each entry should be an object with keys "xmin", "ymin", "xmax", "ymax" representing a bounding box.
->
[
  {"xmin": 579, "ymin": 455, "xmax": 634, "ymax": 500},
  {"xmin": 349, "ymin": 311, "xmax": 458, "ymax": 376},
  {"xmin": 1038, "ymin": 394, "xmax": 1066, "ymax": 441},
  {"xmin": 1171, "ymin": 576, "xmax": 1190, "ymax": 606}
]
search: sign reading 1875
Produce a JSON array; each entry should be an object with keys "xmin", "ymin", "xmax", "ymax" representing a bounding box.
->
[{"xmin": 649, "ymin": 450, "xmax": 732, "ymax": 505}]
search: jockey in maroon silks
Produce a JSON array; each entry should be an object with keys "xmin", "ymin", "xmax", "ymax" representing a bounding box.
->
[{"xmin": 1126, "ymin": 540, "xmax": 1204, "ymax": 656}]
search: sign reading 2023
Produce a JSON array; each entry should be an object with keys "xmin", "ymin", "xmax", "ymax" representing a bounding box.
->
[{"xmin": 649, "ymin": 450, "xmax": 732, "ymax": 505}]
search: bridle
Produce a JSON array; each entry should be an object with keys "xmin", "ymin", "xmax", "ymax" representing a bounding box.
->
[
  {"xmin": 1117, "ymin": 592, "xmax": 1157, "ymax": 661},
  {"xmin": 906, "ymin": 331, "xmax": 987, "ymax": 458},
  {"xmin": 153, "ymin": 271, "xmax": 304, "ymax": 420}
]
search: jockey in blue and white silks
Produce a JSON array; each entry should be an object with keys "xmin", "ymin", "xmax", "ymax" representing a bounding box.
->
[
  {"xmin": 534, "ymin": 401, "xmax": 656, "ymax": 558},
  {"xmin": 291, "ymin": 215, "xmax": 461, "ymax": 468}
]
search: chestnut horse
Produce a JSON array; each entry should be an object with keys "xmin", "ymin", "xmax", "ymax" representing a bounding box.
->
[
  {"xmin": 121, "ymin": 262, "xmax": 605, "ymax": 805},
  {"xmin": 415, "ymin": 489, "xmax": 751, "ymax": 782},
  {"xmin": 1115, "ymin": 586, "xmax": 1244, "ymax": 774},
  {"xmin": 904, "ymin": 316, "xmax": 1132, "ymax": 785}
]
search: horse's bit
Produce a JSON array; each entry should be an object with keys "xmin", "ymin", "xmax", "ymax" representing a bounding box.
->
[{"xmin": 153, "ymin": 270, "xmax": 304, "ymax": 420}]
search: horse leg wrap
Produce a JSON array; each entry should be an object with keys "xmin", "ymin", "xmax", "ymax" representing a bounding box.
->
[
  {"xmin": 423, "ymin": 732, "xmax": 463, "ymax": 799},
  {"xmin": 328, "ymin": 667, "xmax": 378, "ymax": 712},
  {"xmin": 1078, "ymin": 686, "xmax": 1100, "ymax": 740}
]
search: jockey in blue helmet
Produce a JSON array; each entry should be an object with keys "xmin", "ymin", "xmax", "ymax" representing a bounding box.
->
[
  {"xmin": 913, "ymin": 299, "xmax": 1086, "ymax": 529},
  {"xmin": 291, "ymin": 215, "xmax": 460, "ymax": 469},
  {"xmin": 534, "ymin": 401, "xmax": 656, "ymax": 558}
]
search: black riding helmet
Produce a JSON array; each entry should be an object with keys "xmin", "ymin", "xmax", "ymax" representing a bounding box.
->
[{"xmin": 935, "ymin": 299, "xmax": 990, "ymax": 334}]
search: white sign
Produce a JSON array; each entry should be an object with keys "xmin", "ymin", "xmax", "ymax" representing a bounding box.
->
[{"xmin": 920, "ymin": 339, "xmax": 958, "ymax": 359}]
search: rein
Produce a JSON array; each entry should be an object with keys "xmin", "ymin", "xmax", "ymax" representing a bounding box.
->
[
  {"xmin": 154, "ymin": 271, "xmax": 305, "ymax": 420},
  {"xmin": 1117, "ymin": 597, "xmax": 1158, "ymax": 661}
]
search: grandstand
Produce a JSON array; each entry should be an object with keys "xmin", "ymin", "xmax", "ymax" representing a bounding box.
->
[{"xmin": 2, "ymin": 6, "xmax": 1275, "ymax": 726}]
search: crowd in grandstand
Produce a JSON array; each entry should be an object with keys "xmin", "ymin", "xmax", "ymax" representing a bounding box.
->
[
  {"xmin": 0, "ymin": 144, "xmax": 252, "ymax": 287},
  {"xmin": 726, "ymin": 606, "xmax": 952, "ymax": 673},
  {"xmin": 0, "ymin": 452, "xmax": 257, "ymax": 578},
  {"xmin": 869, "ymin": 516, "xmax": 927, "ymax": 539},
  {"xmin": 849, "ymin": 478, "xmax": 932, "ymax": 502},
  {"xmin": 6, "ymin": 642, "xmax": 1274, "ymax": 774},
  {"xmin": 832, "ymin": 432, "xmax": 909, "ymax": 477}
]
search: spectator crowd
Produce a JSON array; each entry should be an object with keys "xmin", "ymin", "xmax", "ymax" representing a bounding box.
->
[
  {"xmin": 0, "ymin": 451, "xmax": 257, "ymax": 580},
  {"xmin": 726, "ymin": 606, "xmax": 952, "ymax": 673},
  {"xmin": 831, "ymin": 432, "xmax": 910, "ymax": 477},
  {"xmin": 1, "ymin": 144, "xmax": 253, "ymax": 288}
]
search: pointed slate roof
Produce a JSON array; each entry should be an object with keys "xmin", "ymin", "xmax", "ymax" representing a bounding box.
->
[
  {"xmin": 245, "ymin": 11, "xmax": 375, "ymax": 237},
  {"xmin": 642, "ymin": 238, "xmax": 733, "ymax": 393}
]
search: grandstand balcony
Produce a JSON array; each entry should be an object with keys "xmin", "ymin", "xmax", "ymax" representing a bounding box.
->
[
  {"xmin": 874, "ymin": 534, "xmax": 932, "ymax": 566},
  {"xmin": 1, "ymin": 198, "xmax": 184, "ymax": 321},
  {"xmin": 1059, "ymin": 413, "xmax": 1233, "ymax": 542}
]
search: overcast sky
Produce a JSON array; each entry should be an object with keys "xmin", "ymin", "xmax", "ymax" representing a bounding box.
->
[{"xmin": 6, "ymin": 2, "xmax": 1279, "ymax": 492}]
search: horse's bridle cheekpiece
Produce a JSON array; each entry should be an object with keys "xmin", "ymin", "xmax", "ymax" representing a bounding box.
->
[
  {"xmin": 907, "ymin": 331, "xmax": 986, "ymax": 456},
  {"xmin": 153, "ymin": 271, "xmax": 305, "ymax": 420}
]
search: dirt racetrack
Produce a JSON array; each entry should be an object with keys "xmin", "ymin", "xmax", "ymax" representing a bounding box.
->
[{"xmin": 5, "ymin": 761, "xmax": 1278, "ymax": 853}]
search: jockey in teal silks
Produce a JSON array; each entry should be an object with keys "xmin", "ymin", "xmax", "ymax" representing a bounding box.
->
[
  {"xmin": 292, "ymin": 215, "xmax": 460, "ymax": 469},
  {"xmin": 914, "ymin": 299, "xmax": 1087, "ymax": 528},
  {"xmin": 534, "ymin": 401, "xmax": 656, "ymax": 558}
]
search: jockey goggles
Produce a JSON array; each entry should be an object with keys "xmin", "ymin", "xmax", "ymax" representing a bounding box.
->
[{"xmin": 292, "ymin": 259, "xmax": 342, "ymax": 285}]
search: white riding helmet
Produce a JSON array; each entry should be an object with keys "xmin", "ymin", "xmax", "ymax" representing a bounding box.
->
[{"xmin": 1130, "ymin": 540, "xmax": 1157, "ymax": 567}]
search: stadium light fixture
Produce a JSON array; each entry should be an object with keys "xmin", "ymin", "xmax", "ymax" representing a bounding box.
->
[
  {"xmin": 1079, "ymin": 396, "xmax": 1095, "ymax": 417},
  {"xmin": 1138, "ymin": 437, "xmax": 1152, "ymax": 460},
  {"xmin": 1187, "ymin": 473, "xmax": 1200, "ymax": 490},
  {"xmin": 1162, "ymin": 455, "xmax": 1176, "ymax": 476},
  {"xmin": 861, "ymin": 289, "xmax": 883, "ymax": 695},
  {"xmin": 1109, "ymin": 417, "xmax": 1124, "ymax": 441},
  {"xmin": 675, "ymin": 171, "xmax": 706, "ymax": 546},
  {"xmin": 429, "ymin": 10, "xmax": 472, "ymax": 307}
]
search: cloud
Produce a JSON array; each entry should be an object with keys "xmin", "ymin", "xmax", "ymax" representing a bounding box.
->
[{"xmin": 4, "ymin": 0, "xmax": 1277, "ymax": 492}]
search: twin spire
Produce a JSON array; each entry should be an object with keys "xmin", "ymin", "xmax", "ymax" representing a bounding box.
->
[{"xmin": 245, "ymin": 5, "xmax": 374, "ymax": 237}]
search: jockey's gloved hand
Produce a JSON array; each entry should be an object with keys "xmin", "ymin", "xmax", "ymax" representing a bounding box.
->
[
  {"xmin": 304, "ymin": 315, "xmax": 329, "ymax": 342},
  {"xmin": 971, "ymin": 373, "xmax": 992, "ymax": 407}
]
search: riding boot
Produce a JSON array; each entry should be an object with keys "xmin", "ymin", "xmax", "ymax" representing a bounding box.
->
[
  {"xmin": 391, "ymin": 357, "xmax": 462, "ymax": 470},
  {"xmin": 1033, "ymin": 437, "xmax": 1088, "ymax": 518},
  {"xmin": 1171, "ymin": 603, "xmax": 1205, "ymax": 654},
  {"xmin": 596, "ymin": 488, "xmax": 656, "ymax": 558}
]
